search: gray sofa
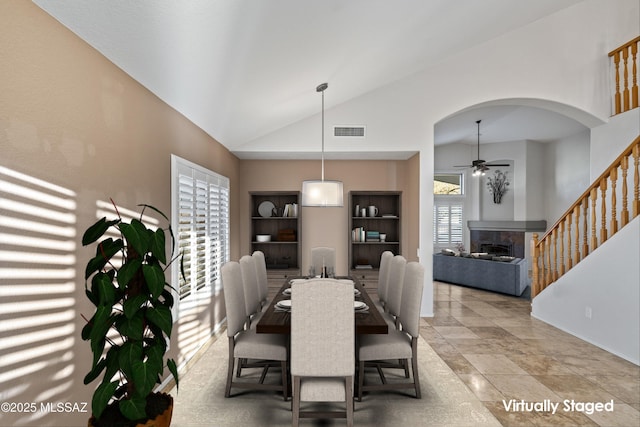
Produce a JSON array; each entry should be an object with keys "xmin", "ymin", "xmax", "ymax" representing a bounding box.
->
[{"xmin": 433, "ymin": 253, "xmax": 528, "ymax": 296}]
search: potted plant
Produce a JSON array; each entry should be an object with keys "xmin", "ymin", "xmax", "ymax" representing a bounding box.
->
[{"xmin": 81, "ymin": 201, "xmax": 180, "ymax": 427}]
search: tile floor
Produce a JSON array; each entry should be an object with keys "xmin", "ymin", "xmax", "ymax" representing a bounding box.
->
[{"xmin": 421, "ymin": 281, "xmax": 640, "ymax": 426}]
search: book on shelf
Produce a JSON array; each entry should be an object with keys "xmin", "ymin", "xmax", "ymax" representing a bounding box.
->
[
  {"xmin": 352, "ymin": 226, "xmax": 366, "ymax": 242},
  {"xmin": 282, "ymin": 203, "xmax": 298, "ymax": 217},
  {"xmin": 366, "ymin": 231, "xmax": 379, "ymax": 242}
]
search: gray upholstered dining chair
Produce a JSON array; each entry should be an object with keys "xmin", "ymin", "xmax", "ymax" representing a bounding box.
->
[
  {"xmin": 221, "ymin": 261, "xmax": 289, "ymax": 400},
  {"xmin": 383, "ymin": 255, "xmax": 407, "ymax": 328},
  {"xmin": 291, "ymin": 279, "xmax": 355, "ymax": 426},
  {"xmin": 251, "ymin": 250, "xmax": 270, "ymax": 309},
  {"xmin": 375, "ymin": 251, "xmax": 394, "ymax": 311},
  {"xmin": 239, "ymin": 255, "xmax": 263, "ymax": 326},
  {"xmin": 357, "ymin": 261, "xmax": 424, "ymax": 401},
  {"xmin": 310, "ymin": 246, "xmax": 336, "ymax": 276}
]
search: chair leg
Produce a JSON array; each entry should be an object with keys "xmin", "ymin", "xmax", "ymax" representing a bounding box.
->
[
  {"xmin": 292, "ymin": 376, "xmax": 301, "ymax": 426},
  {"xmin": 411, "ymin": 338, "xmax": 421, "ymax": 399},
  {"xmin": 346, "ymin": 376, "xmax": 354, "ymax": 427},
  {"xmin": 357, "ymin": 361, "xmax": 365, "ymax": 401},
  {"xmin": 225, "ymin": 338, "xmax": 235, "ymax": 398},
  {"xmin": 280, "ymin": 361, "xmax": 288, "ymax": 401}
]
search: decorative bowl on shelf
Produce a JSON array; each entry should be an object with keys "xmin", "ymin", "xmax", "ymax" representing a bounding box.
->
[{"xmin": 256, "ymin": 234, "xmax": 271, "ymax": 242}]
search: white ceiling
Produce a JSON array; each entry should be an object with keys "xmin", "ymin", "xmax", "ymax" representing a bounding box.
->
[{"xmin": 34, "ymin": 0, "xmax": 587, "ymax": 159}]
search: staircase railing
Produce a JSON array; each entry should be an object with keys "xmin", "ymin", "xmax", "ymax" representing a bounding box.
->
[
  {"xmin": 531, "ymin": 136, "xmax": 640, "ymax": 297},
  {"xmin": 609, "ymin": 36, "xmax": 640, "ymax": 115}
]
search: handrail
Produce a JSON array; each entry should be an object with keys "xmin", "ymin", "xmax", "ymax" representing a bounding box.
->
[
  {"xmin": 531, "ymin": 136, "xmax": 640, "ymax": 297},
  {"xmin": 609, "ymin": 36, "xmax": 639, "ymax": 115}
]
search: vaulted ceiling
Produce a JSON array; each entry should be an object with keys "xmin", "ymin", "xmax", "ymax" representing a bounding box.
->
[{"xmin": 34, "ymin": 0, "xmax": 587, "ymax": 159}]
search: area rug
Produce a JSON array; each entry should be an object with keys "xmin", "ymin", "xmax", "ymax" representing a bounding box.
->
[{"xmin": 167, "ymin": 329, "xmax": 501, "ymax": 426}]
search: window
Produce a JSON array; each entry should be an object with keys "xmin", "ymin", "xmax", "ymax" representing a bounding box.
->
[
  {"xmin": 434, "ymin": 173, "xmax": 463, "ymax": 195},
  {"xmin": 433, "ymin": 173, "xmax": 464, "ymax": 248},
  {"xmin": 171, "ymin": 155, "xmax": 229, "ymax": 306}
]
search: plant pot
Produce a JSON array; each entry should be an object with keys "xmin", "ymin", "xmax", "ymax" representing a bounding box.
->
[{"xmin": 88, "ymin": 392, "xmax": 173, "ymax": 427}]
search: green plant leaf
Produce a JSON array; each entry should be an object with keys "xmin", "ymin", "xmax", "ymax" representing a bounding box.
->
[
  {"xmin": 142, "ymin": 264, "xmax": 165, "ymax": 300},
  {"xmin": 131, "ymin": 359, "xmax": 158, "ymax": 398},
  {"xmin": 145, "ymin": 305, "xmax": 172, "ymax": 338},
  {"xmin": 116, "ymin": 310, "xmax": 144, "ymax": 340},
  {"xmin": 117, "ymin": 258, "xmax": 142, "ymax": 287},
  {"xmin": 103, "ymin": 345, "xmax": 121, "ymax": 384},
  {"xmin": 82, "ymin": 217, "xmax": 119, "ymax": 246},
  {"xmin": 85, "ymin": 238, "xmax": 123, "ymax": 279},
  {"xmin": 92, "ymin": 380, "xmax": 118, "ymax": 419},
  {"xmin": 118, "ymin": 341, "xmax": 143, "ymax": 379},
  {"xmin": 119, "ymin": 396, "xmax": 147, "ymax": 421},
  {"xmin": 92, "ymin": 272, "xmax": 117, "ymax": 306},
  {"xmin": 139, "ymin": 204, "xmax": 169, "ymax": 222},
  {"xmin": 123, "ymin": 293, "xmax": 147, "ymax": 319},
  {"xmin": 158, "ymin": 288, "xmax": 174, "ymax": 309},
  {"xmin": 167, "ymin": 358, "xmax": 179, "ymax": 391},
  {"xmin": 84, "ymin": 357, "xmax": 107, "ymax": 385},
  {"xmin": 150, "ymin": 228, "xmax": 166, "ymax": 264},
  {"xmin": 145, "ymin": 341, "xmax": 164, "ymax": 369},
  {"xmin": 120, "ymin": 219, "xmax": 151, "ymax": 259},
  {"xmin": 89, "ymin": 306, "xmax": 115, "ymax": 367},
  {"xmin": 85, "ymin": 288, "xmax": 98, "ymax": 306},
  {"xmin": 81, "ymin": 318, "xmax": 93, "ymax": 340}
]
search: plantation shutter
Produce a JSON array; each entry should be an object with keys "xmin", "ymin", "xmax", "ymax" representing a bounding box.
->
[
  {"xmin": 433, "ymin": 201, "xmax": 463, "ymax": 246},
  {"xmin": 173, "ymin": 156, "xmax": 229, "ymax": 301}
]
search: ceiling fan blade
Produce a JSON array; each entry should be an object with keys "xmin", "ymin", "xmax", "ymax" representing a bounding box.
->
[
  {"xmin": 453, "ymin": 164, "xmax": 473, "ymax": 168},
  {"xmin": 485, "ymin": 163, "xmax": 510, "ymax": 167}
]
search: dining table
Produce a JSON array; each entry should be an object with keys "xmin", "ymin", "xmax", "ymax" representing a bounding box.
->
[{"xmin": 256, "ymin": 276, "xmax": 389, "ymax": 335}]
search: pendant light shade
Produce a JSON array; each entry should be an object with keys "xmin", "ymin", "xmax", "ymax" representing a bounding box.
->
[{"xmin": 301, "ymin": 82, "xmax": 344, "ymax": 207}]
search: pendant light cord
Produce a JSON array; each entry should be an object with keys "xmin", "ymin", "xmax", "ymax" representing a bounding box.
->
[{"xmin": 321, "ymin": 86, "xmax": 325, "ymax": 181}]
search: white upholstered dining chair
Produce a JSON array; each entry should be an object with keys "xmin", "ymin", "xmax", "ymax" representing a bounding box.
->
[
  {"xmin": 221, "ymin": 261, "xmax": 288, "ymax": 400},
  {"xmin": 251, "ymin": 250, "xmax": 270, "ymax": 309},
  {"xmin": 310, "ymin": 246, "xmax": 335, "ymax": 276},
  {"xmin": 357, "ymin": 261, "xmax": 424, "ymax": 401},
  {"xmin": 239, "ymin": 255, "xmax": 263, "ymax": 326},
  {"xmin": 383, "ymin": 255, "xmax": 407, "ymax": 328},
  {"xmin": 291, "ymin": 278, "xmax": 355, "ymax": 426},
  {"xmin": 375, "ymin": 251, "xmax": 394, "ymax": 311}
]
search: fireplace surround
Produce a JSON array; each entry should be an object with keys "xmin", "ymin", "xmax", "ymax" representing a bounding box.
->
[{"xmin": 467, "ymin": 220, "xmax": 546, "ymax": 259}]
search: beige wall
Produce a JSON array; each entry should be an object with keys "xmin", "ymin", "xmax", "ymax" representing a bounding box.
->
[
  {"xmin": 238, "ymin": 156, "xmax": 420, "ymax": 275},
  {"xmin": 0, "ymin": 3, "xmax": 239, "ymax": 426}
]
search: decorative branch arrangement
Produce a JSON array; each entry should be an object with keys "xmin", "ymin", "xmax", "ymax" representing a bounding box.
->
[{"xmin": 486, "ymin": 170, "xmax": 510, "ymax": 204}]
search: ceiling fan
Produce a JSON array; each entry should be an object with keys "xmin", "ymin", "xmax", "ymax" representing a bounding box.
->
[{"xmin": 455, "ymin": 120, "xmax": 510, "ymax": 176}]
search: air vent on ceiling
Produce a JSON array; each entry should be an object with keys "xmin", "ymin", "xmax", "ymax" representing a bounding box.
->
[{"xmin": 333, "ymin": 125, "xmax": 366, "ymax": 138}]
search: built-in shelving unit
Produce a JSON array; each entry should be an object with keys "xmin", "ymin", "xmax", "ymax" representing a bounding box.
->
[
  {"xmin": 250, "ymin": 191, "xmax": 301, "ymax": 295},
  {"xmin": 348, "ymin": 191, "xmax": 401, "ymax": 289}
]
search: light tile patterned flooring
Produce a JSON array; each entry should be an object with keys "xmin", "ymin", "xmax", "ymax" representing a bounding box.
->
[{"xmin": 421, "ymin": 281, "xmax": 640, "ymax": 426}]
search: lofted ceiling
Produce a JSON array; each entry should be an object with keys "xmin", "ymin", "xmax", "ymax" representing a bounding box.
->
[{"xmin": 34, "ymin": 0, "xmax": 587, "ymax": 159}]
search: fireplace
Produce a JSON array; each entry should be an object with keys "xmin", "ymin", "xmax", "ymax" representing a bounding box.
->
[
  {"xmin": 467, "ymin": 220, "xmax": 546, "ymax": 259},
  {"xmin": 470, "ymin": 230, "xmax": 524, "ymax": 258},
  {"xmin": 479, "ymin": 241, "xmax": 513, "ymax": 257}
]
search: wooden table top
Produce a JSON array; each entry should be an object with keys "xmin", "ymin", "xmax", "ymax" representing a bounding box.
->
[{"xmin": 256, "ymin": 277, "xmax": 388, "ymax": 335}]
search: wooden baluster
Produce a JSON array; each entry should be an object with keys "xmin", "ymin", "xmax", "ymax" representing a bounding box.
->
[
  {"xmin": 600, "ymin": 179, "xmax": 608, "ymax": 244},
  {"xmin": 632, "ymin": 42, "xmax": 639, "ymax": 109},
  {"xmin": 590, "ymin": 188, "xmax": 598, "ymax": 250},
  {"xmin": 553, "ymin": 226, "xmax": 564, "ymax": 280},
  {"xmin": 612, "ymin": 50, "xmax": 621, "ymax": 115},
  {"xmin": 621, "ymin": 155, "xmax": 629, "ymax": 227},
  {"xmin": 610, "ymin": 167, "xmax": 618, "ymax": 234},
  {"xmin": 632, "ymin": 143, "xmax": 639, "ymax": 216},
  {"xmin": 623, "ymin": 46, "xmax": 630, "ymax": 112},
  {"xmin": 574, "ymin": 205, "xmax": 581, "ymax": 266},
  {"xmin": 582, "ymin": 197, "xmax": 589, "ymax": 257},
  {"xmin": 551, "ymin": 229, "xmax": 558, "ymax": 282},
  {"xmin": 531, "ymin": 233, "xmax": 539, "ymax": 297},
  {"xmin": 545, "ymin": 237, "xmax": 552, "ymax": 286},
  {"xmin": 565, "ymin": 214, "xmax": 572, "ymax": 272}
]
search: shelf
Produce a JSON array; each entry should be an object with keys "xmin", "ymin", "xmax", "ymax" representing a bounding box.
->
[
  {"xmin": 250, "ymin": 191, "xmax": 301, "ymax": 271},
  {"xmin": 348, "ymin": 191, "xmax": 402, "ymax": 269}
]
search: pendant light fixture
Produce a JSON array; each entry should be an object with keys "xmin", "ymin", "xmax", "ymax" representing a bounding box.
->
[{"xmin": 301, "ymin": 82, "xmax": 344, "ymax": 207}]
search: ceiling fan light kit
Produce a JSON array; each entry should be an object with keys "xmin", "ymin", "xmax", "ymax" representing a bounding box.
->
[{"xmin": 455, "ymin": 119, "xmax": 509, "ymax": 176}]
